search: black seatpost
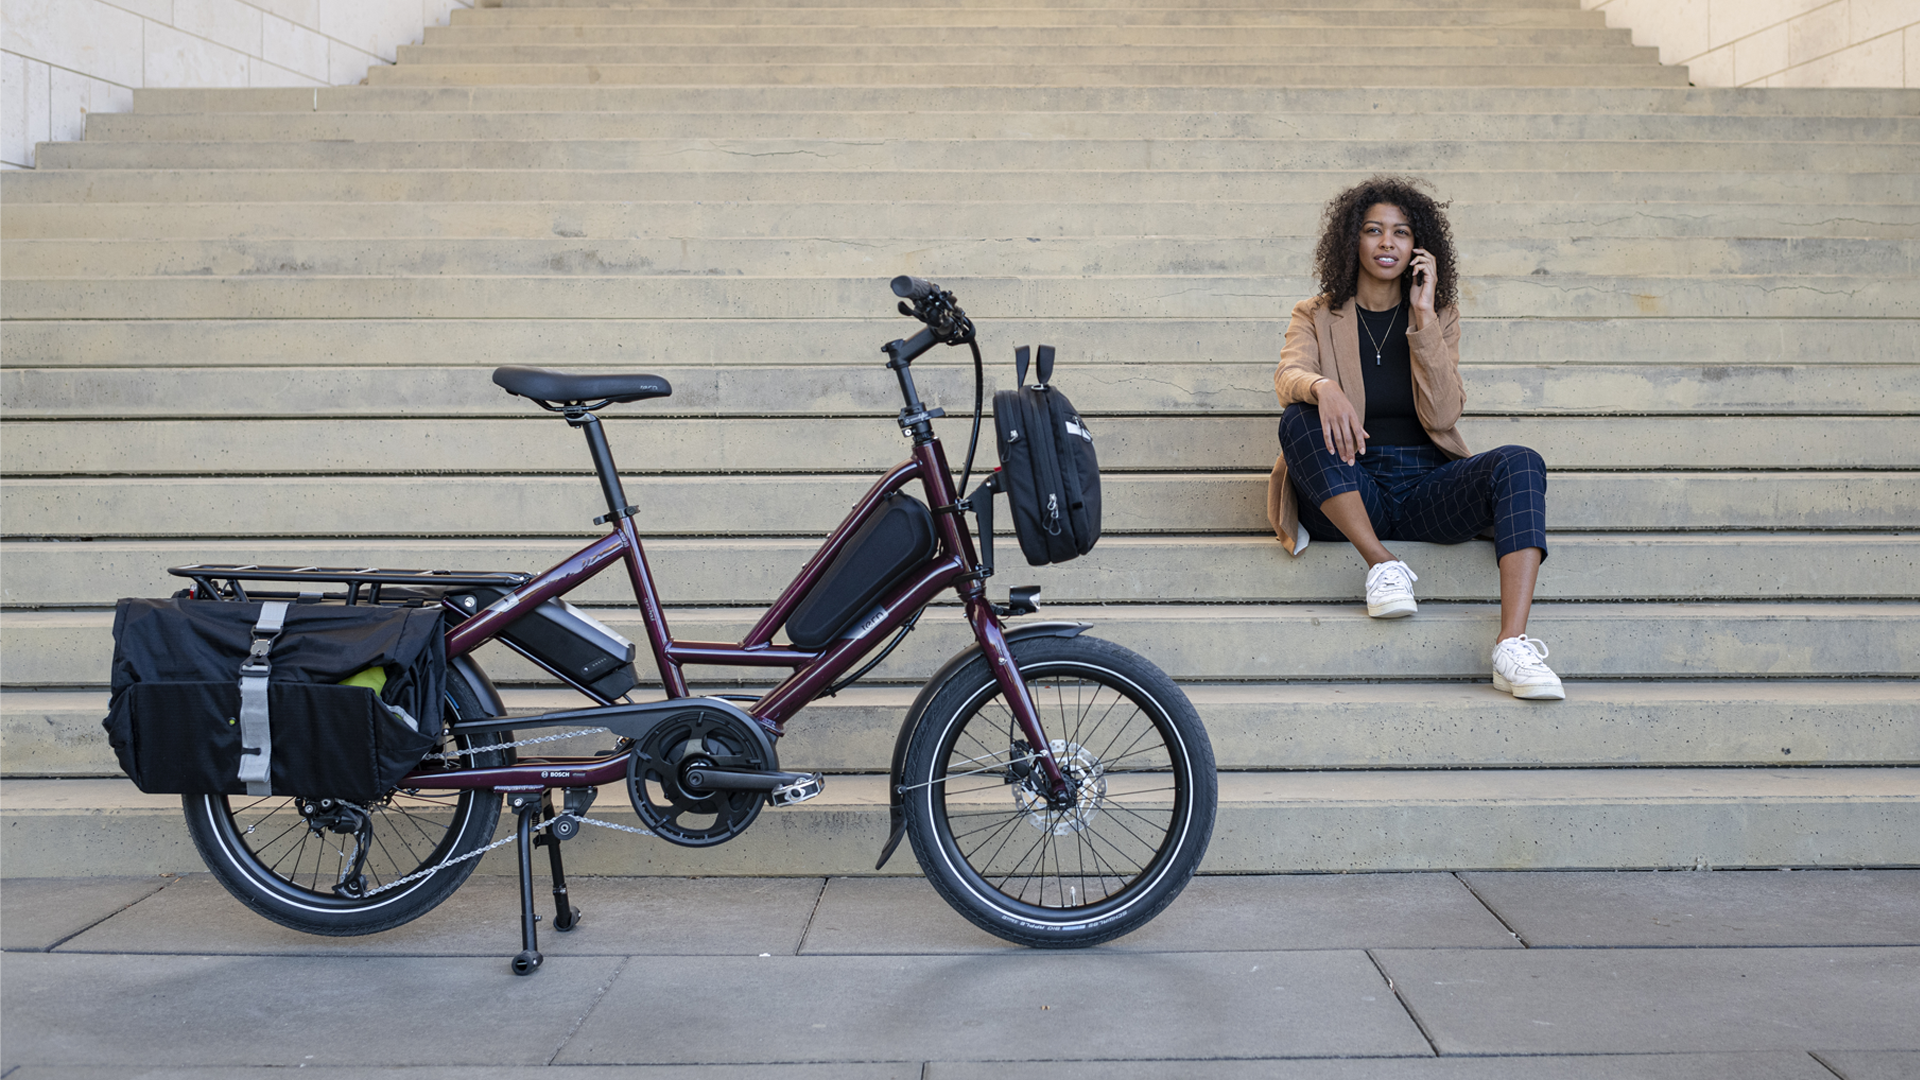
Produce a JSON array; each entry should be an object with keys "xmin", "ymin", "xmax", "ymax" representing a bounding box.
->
[{"xmin": 567, "ymin": 410, "xmax": 634, "ymax": 521}]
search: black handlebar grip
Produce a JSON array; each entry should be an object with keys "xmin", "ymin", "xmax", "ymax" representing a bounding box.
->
[{"xmin": 891, "ymin": 275, "xmax": 937, "ymax": 302}]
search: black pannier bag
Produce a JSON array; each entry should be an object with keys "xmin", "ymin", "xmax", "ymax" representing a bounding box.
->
[
  {"xmin": 785, "ymin": 491, "xmax": 939, "ymax": 650},
  {"xmin": 974, "ymin": 345, "xmax": 1102, "ymax": 570},
  {"xmin": 103, "ymin": 597, "xmax": 446, "ymax": 802}
]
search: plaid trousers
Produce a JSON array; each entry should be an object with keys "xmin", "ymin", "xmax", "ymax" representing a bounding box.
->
[{"xmin": 1278, "ymin": 404, "xmax": 1549, "ymax": 561}]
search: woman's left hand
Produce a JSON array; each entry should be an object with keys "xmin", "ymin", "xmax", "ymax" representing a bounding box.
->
[{"xmin": 1408, "ymin": 248, "xmax": 1437, "ymax": 327}]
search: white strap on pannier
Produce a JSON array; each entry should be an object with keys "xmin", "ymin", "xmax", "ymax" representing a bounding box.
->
[{"xmin": 236, "ymin": 600, "xmax": 289, "ymax": 796}]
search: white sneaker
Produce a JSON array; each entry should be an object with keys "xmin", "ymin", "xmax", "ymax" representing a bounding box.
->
[
  {"xmin": 1364, "ymin": 560, "xmax": 1418, "ymax": 619},
  {"xmin": 1492, "ymin": 635, "xmax": 1565, "ymax": 700}
]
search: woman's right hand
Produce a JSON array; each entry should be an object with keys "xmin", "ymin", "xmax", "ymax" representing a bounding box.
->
[{"xmin": 1314, "ymin": 379, "xmax": 1367, "ymax": 465}]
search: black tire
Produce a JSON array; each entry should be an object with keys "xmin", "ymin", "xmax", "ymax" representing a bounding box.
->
[
  {"xmin": 902, "ymin": 634, "xmax": 1216, "ymax": 947},
  {"xmin": 182, "ymin": 673, "xmax": 505, "ymax": 936}
]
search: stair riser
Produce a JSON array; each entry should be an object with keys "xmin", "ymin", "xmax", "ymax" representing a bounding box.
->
[
  {"xmin": 3, "ymin": 364, "xmax": 1911, "ymax": 417},
  {"xmin": 4, "ymin": 534, "xmax": 1915, "ymax": 609},
  {"xmin": 77, "ymin": 111, "xmax": 1920, "ymax": 145},
  {"xmin": 498, "ymin": 0, "xmax": 1592, "ymax": 11},
  {"xmin": 123, "ymin": 85, "xmax": 1920, "ymax": 117},
  {"xmin": 10, "ymin": 236, "xmax": 1911, "ymax": 279},
  {"xmin": 365, "ymin": 63, "xmax": 1686, "ymax": 88},
  {"xmin": 388, "ymin": 44, "xmax": 1660, "ymax": 66},
  {"xmin": 6, "ymin": 473, "xmax": 1913, "ymax": 538},
  {"xmin": 5, "ymin": 772, "xmax": 1915, "ymax": 876},
  {"xmin": 423, "ymin": 26, "xmax": 1635, "ymax": 46},
  {"xmin": 7, "ymin": 321, "xmax": 1911, "ymax": 371},
  {"xmin": 10, "ymin": 683, "xmax": 1914, "ymax": 776},
  {"xmin": 15, "ymin": 203, "xmax": 1918, "ymax": 243},
  {"xmin": 9, "ymin": 417, "xmax": 1913, "ymax": 475},
  {"xmin": 44, "ymin": 139, "xmax": 1900, "ymax": 175},
  {"xmin": 9, "ymin": 170, "xmax": 1908, "ymax": 205},
  {"xmin": 6, "ymin": 275, "xmax": 1910, "ymax": 320},
  {"xmin": 8, "ymin": 603, "xmax": 1917, "ymax": 687}
]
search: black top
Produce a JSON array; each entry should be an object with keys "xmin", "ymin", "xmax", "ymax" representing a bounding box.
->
[{"xmin": 1354, "ymin": 301, "xmax": 1434, "ymax": 449}]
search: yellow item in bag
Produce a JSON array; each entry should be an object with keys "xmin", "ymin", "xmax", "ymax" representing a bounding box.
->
[{"xmin": 340, "ymin": 666, "xmax": 388, "ymax": 695}]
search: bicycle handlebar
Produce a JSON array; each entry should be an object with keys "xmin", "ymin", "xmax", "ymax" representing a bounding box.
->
[{"xmin": 891, "ymin": 275, "xmax": 936, "ymax": 303}]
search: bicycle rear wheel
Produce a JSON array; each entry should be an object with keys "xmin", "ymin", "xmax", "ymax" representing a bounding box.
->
[
  {"xmin": 902, "ymin": 634, "xmax": 1215, "ymax": 948},
  {"xmin": 183, "ymin": 681, "xmax": 505, "ymax": 936}
]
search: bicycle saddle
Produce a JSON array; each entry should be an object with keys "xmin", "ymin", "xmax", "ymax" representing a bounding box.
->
[{"xmin": 492, "ymin": 366, "xmax": 672, "ymax": 407}]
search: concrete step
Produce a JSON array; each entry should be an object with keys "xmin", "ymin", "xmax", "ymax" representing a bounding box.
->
[
  {"xmin": 8, "ymin": 168, "xmax": 1908, "ymax": 205},
  {"xmin": 8, "ymin": 680, "xmax": 1916, "ymax": 777},
  {"xmin": 76, "ymin": 110, "xmax": 1920, "ymax": 146},
  {"xmin": 9, "ymin": 235, "xmax": 1912, "ymax": 280},
  {"xmin": 5, "ymin": 363, "xmax": 1912, "ymax": 417},
  {"xmin": 16, "ymin": 201, "xmax": 1918, "ymax": 243},
  {"xmin": 362, "ymin": 62, "xmax": 1687, "ymax": 88},
  {"xmin": 6, "ymin": 472, "xmax": 1914, "ymax": 538},
  {"xmin": 422, "ymin": 24, "xmax": 1636, "ymax": 46},
  {"xmin": 382, "ymin": 44, "xmax": 1661, "ymax": 67},
  {"xmin": 448, "ymin": 8, "xmax": 1617, "ymax": 28},
  {"xmin": 497, "ymin": 0, "xmax": 1590, "ymax": 11},
  {"xmin": 8, "ymin": 601, "xmax": 1918, "ymax": 688},
  {"xmin": 6, "ymin": 274, "xmax": 1911, "ymax": 320},
  {"xmin": 7, "ymin": 320, "xmax": 1911, "ymax": 370},
  {"xmin": 119, "ymin": 85, "xmax": 1920, "ymax": 117},
  {"xmin": 3, "ymin": 534, "xmax": 1914, "ymax": 610},
  {"xmin": 44, "ymin": 137, "xmax": 1897, "ymax": 174},
  {"xmin": 5, "ymin": 768, "xmax": 1915, "ymax": 876},
  {"xmin": 8, "ymin": 417, "xmax": 1914, "ymax": 475}
]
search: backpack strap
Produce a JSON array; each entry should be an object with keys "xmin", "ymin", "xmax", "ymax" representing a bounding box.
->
[
  {"xmin": 1035, "ymin": 344, "xmax": 1055, "ymax": 387},
  {"xmin": 236, "ymin": 600, "xmax": 289, "ymax": 796},
  {"xmin": 1014, "ymin": 346, "xmax": 1031, "ymax": 389}
]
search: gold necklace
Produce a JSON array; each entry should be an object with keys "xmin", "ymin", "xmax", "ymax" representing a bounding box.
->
[{"xmin": 1357, "ymin": 300, "xmax": 1400, "ymax": 366}]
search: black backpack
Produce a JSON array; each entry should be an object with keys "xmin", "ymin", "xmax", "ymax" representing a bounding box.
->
[{"xmin": 972, "ymin": 345, "xmax": 1101, "ymax": 571}]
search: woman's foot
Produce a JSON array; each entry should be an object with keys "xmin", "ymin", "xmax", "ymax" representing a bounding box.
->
[
  {"xmin": 1492, "ymin": 635, "xmax": 1565, "ymax": 700},
  {"xmin": 1365, "ymin": 559, "xmax": 1419, "ymax": 618}
]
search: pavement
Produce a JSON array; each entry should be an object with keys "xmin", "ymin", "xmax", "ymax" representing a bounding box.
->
[{"xmin": 2, "ymin": 870, "xmax": 1917, "ymax": 1079}]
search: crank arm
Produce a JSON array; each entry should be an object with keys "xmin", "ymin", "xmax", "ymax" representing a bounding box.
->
[{"xmin": 682, "ymin": 767, "xmax": 817, "ymax": 793}]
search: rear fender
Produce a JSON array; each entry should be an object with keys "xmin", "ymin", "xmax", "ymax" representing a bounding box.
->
[{"xmin": 874, "ymin": 620, "xmax": 1089, "ymax": 870}]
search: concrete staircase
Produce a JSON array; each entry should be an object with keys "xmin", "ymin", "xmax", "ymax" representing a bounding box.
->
[{"xmin": 3, "ymin": 0, "xmax": 1916, "ymax": 877}]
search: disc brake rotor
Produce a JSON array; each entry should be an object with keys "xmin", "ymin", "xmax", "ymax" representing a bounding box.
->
[
  {"xmin": 626, "ymin": 708, "xmax": 772, "ymax": 848},
  {"xmin": 1012, "ymin": 739, "xmax": 1107, "ymax": 835}
]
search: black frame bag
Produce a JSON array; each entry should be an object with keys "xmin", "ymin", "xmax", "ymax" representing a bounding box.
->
[
  {"xmin": 103, "ymin": 597, "xmax": 446, "ymax": 802},
  {"xmin": 972, "ymin": 345, "xmax": 1102, "ymax": 571}
]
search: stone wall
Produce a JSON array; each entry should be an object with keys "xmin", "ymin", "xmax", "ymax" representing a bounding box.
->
[
  {"xmin": 2, "ymin": 0, "xmax": 466, "ymax": 167},
  {"xmin": 1583, "ymin": 0, "xmax": 1918, "ymax": 87}
]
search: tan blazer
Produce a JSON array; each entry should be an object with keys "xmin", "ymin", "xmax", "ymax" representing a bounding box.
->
[{"xmin": 1266, "ymin": 296, "xmax": 1471, "ymax": 553}]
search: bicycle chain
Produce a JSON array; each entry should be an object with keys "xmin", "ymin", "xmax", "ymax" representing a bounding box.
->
[
  {"xmin": 421, "ymin": 726, "xmax": 613, "ymax": 762},
  {"xmin": 361, "ymin": 810, "xmax": 655, "ymax": 897}
]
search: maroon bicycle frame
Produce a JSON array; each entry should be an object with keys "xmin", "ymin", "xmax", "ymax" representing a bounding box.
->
[{"xmin": 407, "ymin": 432, "xmax": 1069, "ymax": 795}]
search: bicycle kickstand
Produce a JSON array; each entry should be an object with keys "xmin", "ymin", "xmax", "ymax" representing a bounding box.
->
[
  {"xmin": 508, "ymin": 793, "xmax": 544, "ymax": 976},
  {"xmin": 535, "ymin": 791, "xmax": 582, "ymax": 933}
]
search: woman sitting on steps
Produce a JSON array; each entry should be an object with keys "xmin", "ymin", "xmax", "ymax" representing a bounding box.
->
[{"xmin": 1267, "ymin": 175, "xmax": 1564, "ymax": 701}]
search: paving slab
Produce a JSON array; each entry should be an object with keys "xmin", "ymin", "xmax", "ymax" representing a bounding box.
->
[
  {"xmin": 0, "ymin": 876, "xmax": 172, "ymax": 951},
  {"xmin": 1814, "ymin": 1051, "xmax": 1920, "ymax": 1080},
  {"xmin": 5, "ymin": 1060, "xmax": 921, "ymax": 1068},
  {"xmin": 0, "ymin": 953, "xmax": 625, "ymax": 1068},
  {"xmin": 54, "ymin": 874, "xmax": 824, "ymax": 957},
  {"xmin": 5, "ymin": 1069, "xmax": 917, "ymax": 1080},
  {"xmin": 1376, "ymin": 946, "xmax": 1920, "ymax": 1055},
  {"xmin": 801, "ymin": 873, "xmax": 1518, "ymax": 954},
  {"xmin": 926, "ymin": 1052, "xmax": 1840, "ymax": 1079},
  {"xmin": 1460, "ymin": 869, "xmax": 1920, "ymax": 947},
  {"xmin": 558, "ymin": 950, "xmax": 1427, "ymax": 1063}
]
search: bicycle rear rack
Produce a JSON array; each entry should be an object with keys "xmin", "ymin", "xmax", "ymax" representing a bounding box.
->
[{"xmin": 169, "ymin": 563, "xmax": 531, "ymax": 606}]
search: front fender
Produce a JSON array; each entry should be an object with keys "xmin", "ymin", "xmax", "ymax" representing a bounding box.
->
[{"xmin": 874, "ymin": 620, "xmax": 1089, "ymax": 870}]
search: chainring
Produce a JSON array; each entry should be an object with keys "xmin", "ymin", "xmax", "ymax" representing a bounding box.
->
[{"xmin": 625, "ymin": 706, "xmax": 775, "ymax": 848}]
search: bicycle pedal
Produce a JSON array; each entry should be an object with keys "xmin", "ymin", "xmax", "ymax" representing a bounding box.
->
[{"xmin": 768, "ymin": 772, "xmax": 825, "ymax": 807}]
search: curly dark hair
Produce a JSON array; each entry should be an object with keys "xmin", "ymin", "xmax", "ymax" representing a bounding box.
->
[{"xmin": 1312, "ymin": 175, "xmax": 1458, "ymax": 312}]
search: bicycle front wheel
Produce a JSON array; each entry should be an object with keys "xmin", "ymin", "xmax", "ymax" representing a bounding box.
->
[
  {"xmin": 183, "ymin": 691, "xmax": 505, "ymax": 936},
  {"xmin": 902, "ymin": 634, "xmax": 1216, "ymax": 948}
]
